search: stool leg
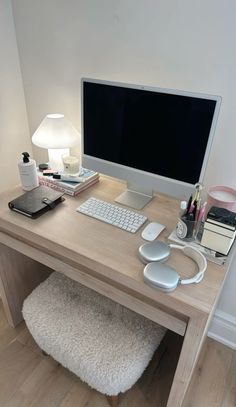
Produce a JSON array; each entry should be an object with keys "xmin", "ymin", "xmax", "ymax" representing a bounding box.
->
[{"xmin": 106, "ymin": 395, "xmax": 119, "ymax": 407}]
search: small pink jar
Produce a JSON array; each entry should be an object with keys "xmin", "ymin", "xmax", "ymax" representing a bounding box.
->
[{"xmin": 207, "ymin": 185, "xmax": 236, "ymax": 212}]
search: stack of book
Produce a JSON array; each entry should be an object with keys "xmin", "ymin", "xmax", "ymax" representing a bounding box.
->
[{"xmin": 38, "ymin": 168, "xmax": 99, "ymax": 196}]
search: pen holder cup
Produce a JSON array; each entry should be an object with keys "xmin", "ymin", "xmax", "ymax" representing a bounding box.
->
[{"xmin": 176, "ymin": 218, "xmax": 200, "ymax": 242}]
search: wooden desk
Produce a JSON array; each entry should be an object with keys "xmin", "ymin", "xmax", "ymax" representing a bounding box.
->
[{"xmin": 0, "ymin": 177, "xmax": 232, "ymax": 406}]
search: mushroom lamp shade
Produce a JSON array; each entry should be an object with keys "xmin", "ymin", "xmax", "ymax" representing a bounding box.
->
[{"xmin": 32, "ymin": 114, "xmax": 80, "ymax": 170}]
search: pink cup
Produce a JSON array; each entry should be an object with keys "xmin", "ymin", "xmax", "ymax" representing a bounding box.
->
[{"xmin": 207, "ymin": 185, "xmax": 236, "ymax": 213}]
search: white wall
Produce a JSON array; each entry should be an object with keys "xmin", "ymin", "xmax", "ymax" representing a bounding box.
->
[
  {"xmin": 11, "ymin": 0, "xmax": 236, "ymax": 346},
  {"xmin": 0, "ymin": 0, "xmax": 32, "ymax": 193}
]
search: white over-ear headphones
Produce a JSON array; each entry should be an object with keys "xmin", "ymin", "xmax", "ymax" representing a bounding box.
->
[{"xmin": 139, "ymin": 241, "xmax": 207, "ymax": 292}]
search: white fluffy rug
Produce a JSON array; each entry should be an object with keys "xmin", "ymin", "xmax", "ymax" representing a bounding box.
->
[{"xmin": 22, "ymin": 272, "xmax": 166, "ymax": 396}]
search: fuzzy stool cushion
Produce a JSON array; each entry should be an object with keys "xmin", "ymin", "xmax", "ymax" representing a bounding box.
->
[{"xmin": 22, "ymin": 272, "xmax": 166, "ymax": 396}]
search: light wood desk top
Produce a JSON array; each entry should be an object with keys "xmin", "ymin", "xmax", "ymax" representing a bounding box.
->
[{"xmin": 0, "ymin": 176, "xmax": 233, "ymax": 407}]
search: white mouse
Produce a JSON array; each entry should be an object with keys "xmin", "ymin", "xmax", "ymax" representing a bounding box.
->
[{"xmin": 141, "ymin": 222, "xmax": 166, "ymax": 241}]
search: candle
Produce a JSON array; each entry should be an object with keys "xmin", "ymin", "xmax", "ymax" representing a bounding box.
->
[{"xmin": 62, "ymin": 155, "xmax": 80, "ymax": 175}]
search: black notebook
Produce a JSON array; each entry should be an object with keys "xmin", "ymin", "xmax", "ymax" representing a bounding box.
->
[{"xmin": 8, "ymin": 186, "xmax": 65, "ymax": 218}]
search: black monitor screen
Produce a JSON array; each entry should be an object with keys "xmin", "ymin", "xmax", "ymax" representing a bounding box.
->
[{"xmin": 83, "ymin": 81, "xmax": 217, "ymax": 185}]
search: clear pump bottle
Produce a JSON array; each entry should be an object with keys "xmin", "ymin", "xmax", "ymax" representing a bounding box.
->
[{"xmin": 18, "ymin": 152, "xmax": 39, "ymax": 191}]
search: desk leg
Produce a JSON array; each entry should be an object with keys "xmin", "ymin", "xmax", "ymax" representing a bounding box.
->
[
  {"xmin": 166, "ymin": 315, "xmax": 208, "ymax": 407},
  {"xmin": 0, "ymin": 243, "xmax": 52, "ymax": 327}
]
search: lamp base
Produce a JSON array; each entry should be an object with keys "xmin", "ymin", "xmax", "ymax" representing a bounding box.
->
[{"xmin": 48, "ymin": 148, "xmax": 69, "ymax": 171}]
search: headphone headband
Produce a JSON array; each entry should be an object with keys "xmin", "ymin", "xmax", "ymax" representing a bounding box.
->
[{"xmin": 169, "ymin": 244, "xmax": 207, "ymax": 285}]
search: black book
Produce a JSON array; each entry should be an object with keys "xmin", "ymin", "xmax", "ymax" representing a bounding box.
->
[{"xmin": 8, "ymin": 185, "xmax": 65, "ymax": 218}]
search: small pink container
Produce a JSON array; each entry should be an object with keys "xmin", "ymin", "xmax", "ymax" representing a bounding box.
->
[{"xmin": 207, "ymin": 185, "xmax": 236, "ymax": 213}]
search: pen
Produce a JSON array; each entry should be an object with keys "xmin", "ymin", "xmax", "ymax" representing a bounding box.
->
[
  {"xmin": 197, "ymin": 202, "xmax": 207, "ymax": 222},
  {"xmin": 52, "ymin": 174, "xmax": 86, "ymax": 183},
  {"xmin": 189, "ymin": 200, "xmax": 196, "ymax": 214},
  {"xmin": 185, "ymin": 212, "xmax": 195, "ymax": 238},
  {"xmin": 186, "ymin": 194, "xmax": 192, "ymax": 214},
  {"xmin": 192, "ymin": 182, "xmax": 203, "ymax": 206},
  {"xmin": 195, "ymin": 198, "xmax": 202, "ymax": 221}
]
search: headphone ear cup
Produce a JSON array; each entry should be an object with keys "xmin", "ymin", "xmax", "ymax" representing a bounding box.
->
[
  {"xmin": 138, "ymin": 241, "xmax": 171, "ymax": 264},
  {"xmin": 143, "ymin": 262, "xmax": 180, "ymax": 292}
]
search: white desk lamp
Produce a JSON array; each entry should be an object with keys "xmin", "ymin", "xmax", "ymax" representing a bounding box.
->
[{"xmin": 32, "ymin": 113, "xmax": 80, "ymax": 170}]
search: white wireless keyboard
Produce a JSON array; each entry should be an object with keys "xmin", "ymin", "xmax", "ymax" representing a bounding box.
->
[{"xmin": 76, "ymin": 197, "xmax": 147, "ymax": 233}]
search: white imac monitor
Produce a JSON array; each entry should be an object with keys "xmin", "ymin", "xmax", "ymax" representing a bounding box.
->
[{"xmin": 81, "ymin": 78, "xmax": 221, "ymax": 209}]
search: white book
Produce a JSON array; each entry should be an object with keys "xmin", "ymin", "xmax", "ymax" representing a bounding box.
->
[{"xmin": 201, "ymin": 228, "xmax": 235, "ymax": 256}]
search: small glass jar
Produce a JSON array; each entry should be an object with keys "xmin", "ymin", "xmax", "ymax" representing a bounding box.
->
[{"xmin": 62, "ymin": 155, "xmax": 80, "ymax": 175}]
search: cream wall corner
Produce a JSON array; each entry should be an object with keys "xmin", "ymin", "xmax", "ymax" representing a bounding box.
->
[{"xmin": 0, "ymin": 0, "xmax": 32, "ymax": 193}]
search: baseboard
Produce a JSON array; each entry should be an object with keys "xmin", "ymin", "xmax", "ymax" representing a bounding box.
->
[{"xmin": 208, "ymin": 310, "xmax": 236, "ymax": 350}]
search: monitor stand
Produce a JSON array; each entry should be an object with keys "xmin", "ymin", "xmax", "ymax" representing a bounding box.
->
[{"xmin": 115, "ymin": 183, "xmax": 153, "ymax": 210}]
